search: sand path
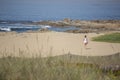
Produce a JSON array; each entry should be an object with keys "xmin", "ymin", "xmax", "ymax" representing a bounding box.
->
[{"xmin": 0, "ymin": 32, "xmax": 120, "ymax": 57}]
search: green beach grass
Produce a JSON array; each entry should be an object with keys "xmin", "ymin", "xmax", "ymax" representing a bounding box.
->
[
  {"xmin": 92, "ymin": 33, "xmax": 120, "ymax": 43},
  {"xmin": 0, "ymin": 52, "xmax": 120, "ymax": 80}
]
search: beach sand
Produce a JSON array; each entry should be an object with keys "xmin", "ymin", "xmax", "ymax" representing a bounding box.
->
[{"xmin": 0, "ymin": 31, "xmax": 120, "ymax": 57}]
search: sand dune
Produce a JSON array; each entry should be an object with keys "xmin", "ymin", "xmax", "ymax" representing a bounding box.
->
[{"xmin": 0, "ymin": 32, "xmax": 120, "ymax": 57}]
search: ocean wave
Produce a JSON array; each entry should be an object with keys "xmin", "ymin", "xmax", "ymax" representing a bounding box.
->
[
  {"xmin": 0, "ymin": 27, "xmax": 11, "ymax": 31},
  {"xmin": 0, "ymin": 22, "xmax": 78, "ymax": 32},
  {"xmin": 0, "ymin": 20, "xmax": 33, "ymax": 24},
  {"xmin": 0, "ymin": 25, "xmax": 52, "ymax": 32},
  {"xmin": 41, "ymin": 25, "xmax": 51, "ymax": 29}
]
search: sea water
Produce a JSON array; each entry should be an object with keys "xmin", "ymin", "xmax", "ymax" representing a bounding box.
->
[
  {"xmin": 0, "ymin": 0, "xmax": 120, "ymax": 21},
  {"xmin": 0, "ymin": 22, "xmax": 79, "ymax": 32},
  {"xmin": 0, "ymin": 0, "xmax": 120, "ymax": 32}
]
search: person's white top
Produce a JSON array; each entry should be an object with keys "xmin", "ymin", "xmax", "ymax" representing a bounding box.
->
[{"xmin": 84, "ymin": 38, "xmax": 88, "ymax": 43}]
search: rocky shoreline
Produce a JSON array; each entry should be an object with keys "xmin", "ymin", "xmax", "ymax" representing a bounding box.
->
[
  {"xmin": 31, "ymin": 18, "xmax": 120, "ymax": 33},
  {"xmin": 0, "ymin": 19, "xmax": 120, "ymax": 33}
]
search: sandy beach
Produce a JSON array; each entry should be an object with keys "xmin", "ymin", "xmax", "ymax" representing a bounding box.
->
[{"xmin": 0, "ymin": 31, "xmax": 120, "ymax": 57}]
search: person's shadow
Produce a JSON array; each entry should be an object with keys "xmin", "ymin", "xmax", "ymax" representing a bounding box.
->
[{"xmin": 86, "ymin": 48, "xmax": 91, "ymax": 50}]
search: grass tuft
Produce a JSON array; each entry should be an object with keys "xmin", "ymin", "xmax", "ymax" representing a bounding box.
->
[
  {"xmin": 0, "ymin": 53, "xmax": 120, "ymax": 80},
  {"xmin": 92, "ymin": 33, "xmax": 120, "ymax": 43}
]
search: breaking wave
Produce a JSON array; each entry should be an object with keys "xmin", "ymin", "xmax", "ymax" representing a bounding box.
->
[{"xmin": 0, "ymin": 24, "xmax": 51, "ymax": 32}]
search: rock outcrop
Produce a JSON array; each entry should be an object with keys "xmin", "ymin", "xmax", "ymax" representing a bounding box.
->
[{"xmin": 31, "ymin": 19, "xmax": 120, "ymax": 32}]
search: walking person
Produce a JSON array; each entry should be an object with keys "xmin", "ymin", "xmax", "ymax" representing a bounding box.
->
[{"xmin": 83, "ymin": 35, "xmax": 88, "ymax": 48}]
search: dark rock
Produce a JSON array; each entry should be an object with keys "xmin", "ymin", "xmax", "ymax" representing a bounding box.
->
[
  {"xmin": 63, "ymin": 18, "xmax": 72, "ymax": 23},
  {"xmin": 65, "ymin": 29, "xmax": 97, "ymax": 33}
]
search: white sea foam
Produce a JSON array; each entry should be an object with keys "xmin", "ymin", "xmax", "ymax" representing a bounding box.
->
[
  {"xmin": 41, "ymin": 25, "xmax": 51, "ymax": 29},
  {"xmin": 0, "ymin": 24, "xmax": 41, "ymax": 32},
  {"xmin": 0, "ymin": 27, "xmax": 11, "ymax": 31}
]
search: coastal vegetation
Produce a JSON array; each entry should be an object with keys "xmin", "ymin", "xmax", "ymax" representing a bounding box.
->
[
  {"xmin": 0, "ymin": 52, "xmax": 120, "ymax": 80},
  {"xmin": 92, "ymin": 33, "xmax": 120, "ymax": 43}
]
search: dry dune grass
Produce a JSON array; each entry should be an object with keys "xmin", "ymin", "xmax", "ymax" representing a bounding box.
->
[{"xmin": 0, "ymin": 52, "xmax": 120, "ymax": 80}]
